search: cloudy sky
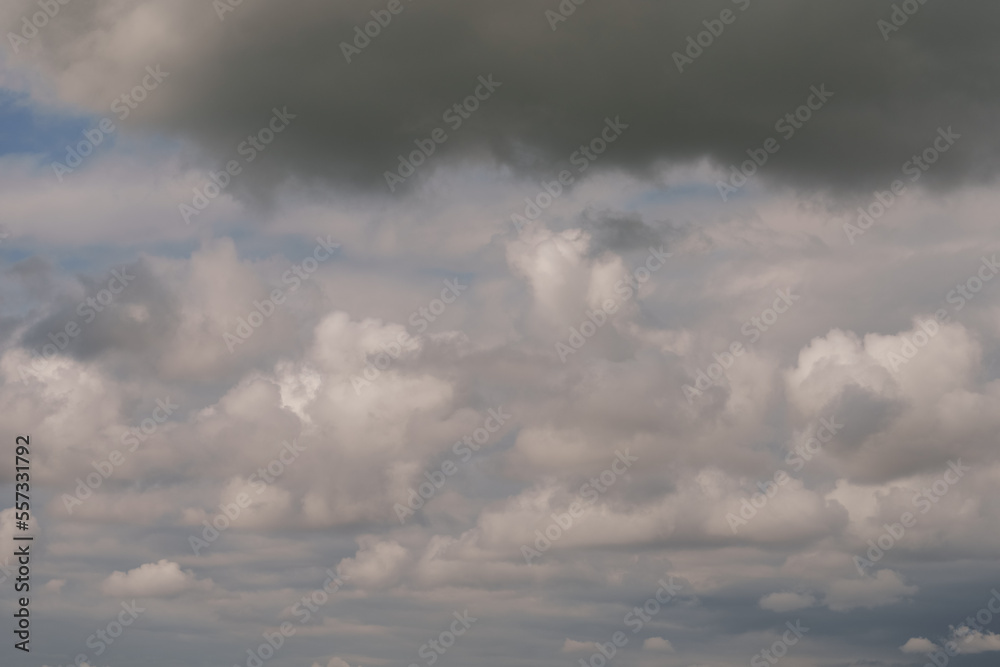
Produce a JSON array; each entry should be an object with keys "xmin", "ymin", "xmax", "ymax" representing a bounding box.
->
[{"xmin": 2, "ymin": 1, "xmax": 1000, "ymax": 666}]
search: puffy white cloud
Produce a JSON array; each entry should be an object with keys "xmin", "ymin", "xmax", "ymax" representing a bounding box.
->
[
  {"xmin": 643, "ymin": 637, "xmax": 674, "ymax": 651},
  {"xmin": 825, "ymin": 570, "xmax": 918, "ymax": 611},
  {"xmin": 561, "ymin": 639, "xmax": 598, "ymax": 653},
  {"xmin": 336, "ymin": 537, "xmax": 412, "ymax": 590},
  {"xmin": 759, "ymin": 592, "xmax": 816, "ymax": 613},
  {"xmin": 900, "ymin": 637, "xmax": 937, "ymax": 653},
  {"xmin": 101, "ymin": 559, "xmax": 210, "ymax": 597},
  {"xmin": 44, "ymin": 578, "xmax": 67, "ymax": 593},
  {"xmin": 954, "ymin": 629, "xmax": 1000, "ymax": 653}
]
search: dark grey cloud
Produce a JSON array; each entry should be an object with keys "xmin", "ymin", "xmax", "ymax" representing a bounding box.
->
[
  {"xmin": 822, "ymin": 385, "xmax": 903, "ymax": 454},
  {"xmin": 21, "ymin": 260, "xmax": 169, "ymax": 359},
  {"xmin": 25, "ymin": 0, "xmax": 1000, "ymax": 198},
  {"xmin": 578, "ymin": 208, "xmax": 665, "ymax": 257}
]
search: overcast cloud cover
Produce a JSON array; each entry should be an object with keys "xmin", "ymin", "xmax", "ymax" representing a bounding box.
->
[{"xmin": 1, "ymin": 1, "xmax": 1000, "ymax": 666}]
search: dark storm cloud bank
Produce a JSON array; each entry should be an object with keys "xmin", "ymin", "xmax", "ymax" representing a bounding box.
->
[
  {"xmin": 84, "ymin": 0, "xmax": 1000, "ymax": 196},
  {"xmin": 19, "ymin": 260, "xmax": 170, "ymax": 361}
]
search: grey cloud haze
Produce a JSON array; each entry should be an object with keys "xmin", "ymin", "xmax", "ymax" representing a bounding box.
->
[{"xmin": 1, "ymin": 1, "xmax": 1000, "ymax": 667}]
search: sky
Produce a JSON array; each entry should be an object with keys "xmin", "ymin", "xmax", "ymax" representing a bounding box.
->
[{"xmin": 1, "ymin": 1, "xmax": 1000, "ymax": 666}]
